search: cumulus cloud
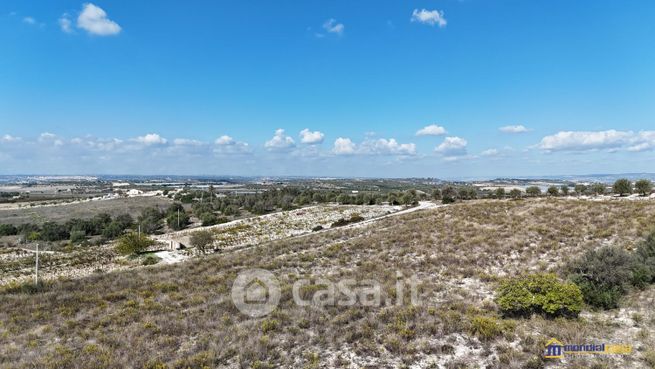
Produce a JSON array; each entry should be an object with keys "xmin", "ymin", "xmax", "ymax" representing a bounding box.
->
[
  {"xmin": 38, "ymin": 132, "xmax": 64, "ymax": 146},
  {"xmin": 323, "ymin": 18, "xmax": 344, "ymax": 35},
  {"xmin": 213, "ymin": 135, "xmax": 251, "ymax": 155},
  {"xmin": 299, "ymin": 129, "xmax": 325, "ymax": 145},
  {"xmin": 173, "ymin": 138, "xmax": 203, "ymax": 146},
  {"xmin": 416, "ymin": 124, "xmax": 447, "ymax": 136},
  {"xmin": 58, "ymin": 13, "xmax": 73, "ymax": 33},
  {"xmin": 134, "ymin": 133, "xmax": 167, "ymax": 145},
  {"xmin": 537, "ymin": 130, "xmax": 633, "ymax": 152},
  {"xmin": 22, "ymin": 16, "xmax": 36, "ymax": 25},
  {"xmin": 71, "ymin": 136, "xmax": 123, "ymax": 151},
  {"xmin": 333, "ymin": 137, "xmax": 356, "ymax": 155},
  {"xmin": 265, "ymin": 129, "xmax": 295, "ymax": 151},
  {"xmin": 331, "ymin": 137, "xmax": 416, "ymax": 156},
  {"xmin": 77, "ymin": 3, "xmax": 121, "ymax": 36},
  {"xmin": 411, "ymin": 9, "xmax": 447, "ymax": 27},
  {"xmin": 499, "ymin": 125, "xmax": 530, "ymax": 134},
  {"xmin": 1, "ymin": 134, "xmax": 20, "ymax": 143},
  {"xmin": 215, "ymin": 135, "xmax": 235, "ymax": 145},
  {"xmin": 628, "ymin": 131, "xmax": 655, "ymax": 152},
  {"xmin": 435, "ymin": 136, "xmax": 467, "ymax": 157},
  {"xmin": 360, "ymin": 138, "xmax": 416, "ymax": 156}
]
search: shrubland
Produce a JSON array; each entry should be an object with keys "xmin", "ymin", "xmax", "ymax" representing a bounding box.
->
[{"xmin": 1, "ymin": 198, "xmax": 655, "ymax": 368}]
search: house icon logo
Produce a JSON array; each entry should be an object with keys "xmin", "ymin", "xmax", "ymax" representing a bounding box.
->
[
  {"xmin": 544, "ymin": 338, "xmax": 565, "ymax": 359},
  {"xmin": 231, "ymin": 269, "xmax": 280, "ymax": 318}
]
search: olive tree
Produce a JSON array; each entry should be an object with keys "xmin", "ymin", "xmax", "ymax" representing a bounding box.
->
[
  {"xmin": 115, "ymin": 232, "xmax": 155, "ymax": 256},
  {"xmin": 561, "ymin": 185, "xmax": 569, "ymax": 196},
  {"xmin": 635, "ymin": 179, "xmax": 653, "ymax": 197},
  {"xmin": 547, "ymin": 186, "xmax": 559, "ymax": 197},
  {"xmin": 590, "ymin": 183, "xmax": 607, "ymax": 195},
  {"xmin": 613, "ymin": 179, "xmax": 633, "ymax": 196},
  {"xmin": 190, "ymin": 230, "xmax": 215, "ymax": 254},
  {"xmin": 574, "ymin": 184, "xmax": 587, "ymax": 196},
  {"xmin": 526, "ymin": 186, "xmax": 541, "ymax": 197}
]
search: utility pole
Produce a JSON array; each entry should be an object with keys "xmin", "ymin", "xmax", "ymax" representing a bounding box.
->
[{"xmin": 35, "ymin": 243, "xmax": 39, "ymax": 286}]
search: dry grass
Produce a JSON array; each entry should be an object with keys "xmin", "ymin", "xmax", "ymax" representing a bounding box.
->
[{"xmin": 1, "ymin": 198, "xmax": 655, "ymax": 368}]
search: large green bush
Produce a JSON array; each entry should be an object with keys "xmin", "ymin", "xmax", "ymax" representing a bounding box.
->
[
  {"xmin": 566, "ymin": 245, "xmax": 642, "ymax": 309},
  {"xmin": 0, "ymin": 224, "xmax": 18, "ymax": 236},
  {"xmin": 496, "ymin": 273, "xmax": 583, "ymax": 318},
  {"xmin": 636, "ymin": 232, "xmax": 655, "ymax": 284},
  {"xmin": 115, "ymin": 232, "xmax": 155, "ymax": 256}
]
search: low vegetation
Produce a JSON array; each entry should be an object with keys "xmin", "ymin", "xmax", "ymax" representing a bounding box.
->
[
  {"xmin": 566, "ymin": 231, "xmax": 655, "ymax": 309},
  {"xmin": 496, "ymin": 273, "xmax": 584, "ymax": 317},
  {"xmin": 115, "ymin": 232, "xmax": 156, "ymax": 255},
  {"xmin": 2, "ymin": 198, "xmax": 655, "ymax": 368}
]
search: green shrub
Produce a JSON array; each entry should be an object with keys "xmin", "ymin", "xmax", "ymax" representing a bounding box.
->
[
  {"xmin": 0, "ymin": 223, "xmax": 18, "ymax": 236},
  {"xmin": 141, "ymin": 254, "xmax": 161, "ymax": 266},
  {"xmin": 115, "ymin": 232, "xmax": 155, "ymax": 256},
  {"xmin": 496, "ymin": 273, "xmax": 583, "ymax": 317},
  {"xmin": 469, "ymin": 316, "xmax": 506, "ymax": 341},
  {"xmin": 566, "ymin": 245, "xmax": 641, "ymax": 309},
  {"xmin": 69, "ymin": 230, "xmax": 87, "ymax": 244},
  {"xmin": 261, "ymin": 319, "xmax": 279, "ymax": 333},
  {"xmin": 636, "ymin": 232, "xmax": 655, "ymax": 284},
  {"xmin": 199, "ymin": 212, "xmax": 219, "ymax": 226},
  {"xmin": 190, "ymin": 230, "xmax": 214, "ymax": 254}
]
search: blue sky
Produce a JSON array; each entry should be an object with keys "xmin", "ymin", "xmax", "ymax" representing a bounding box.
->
[{"xmin": 1, "ymin": 1, "xmax": 655, "ymax": 178}]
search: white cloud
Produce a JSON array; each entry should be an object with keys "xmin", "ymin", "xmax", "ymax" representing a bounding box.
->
[
  {"xmin": 173, "ymin": 138, "xmax": 203, "ymax": 146},
  {"xmin": 77, "ymin": 3, "xmax": 121, "ymax": 36},
  {"xmin": 537, "ymin": 130, "xmax": 633, "ymax": 152},
  {"xmin": 481, "ymin": 148, "xmax": 499, "ymax": 157},
  {"xmin": 331, "ymin": 137, "xmax": 416, "ymax": 156},
  {"xmin": 265, "ymin": 129, "xmax": 295, "ymax": 151},
  {"xmin": 215, "ymin": 135, "xmax": 235, "ymax": 145},
  {"xmin": 499, "ymin": 125, "xmax": 530, "ymax": 133},
  {"xmin": 323, "ymin": 18, "xmax": 344, "ymax": 35},
  {"xmin": 1, "ymin": 134, "xmax": 20, "ymax": 143},
  {"xmin": 333, "ymin": 137, "xmax": 356, "ymax": 155},
  {"xmin": 411, "ymin": 9, "xmax": 447, "ymax": 27},
  {"xmin": 38, "ymin": 132, "xmax": 64, "ymax": 146},
  {"xmin": 627, "ymin": 131, "xmax": 655, "ymax": 152},
  {"xmin": 416, "ymin": 124, "xmax": 447, "ymax": 136},
  {"xmin": 213, "ymin": 135, "xmax": 250, "ymax": 155},
  {"xmin": 134, "ymin": 133, "xmax": 167, "ymax": 145},
  {"xmin": 38, "ymin": 132, "xmax": 57, "ymax": 141},
  {"xmin": 71, "ymin": 136, "xmax": 123, "ymax": 151},
  {"xmin": 435, "ymin": 136, "xmax": 467, "ymax": 156},
  {"xmin": 360, "ymin": 138, "xmax": 416, "ymax": 156},
  {"xmin": 59, "ymin": 14, "xmax": 73, "ymax": 33},
  {"xmin": 22, "ymin": 16, "xmax": 36, "ymax": 25},
  {"xmin": 299, "ymin": 129, "xmax": 325, "ymax": 144}
]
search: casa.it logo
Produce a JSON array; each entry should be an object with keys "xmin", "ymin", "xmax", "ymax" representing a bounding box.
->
[
  {"xmin": 231, "ymin": 268, "xmax": 281, "ymax": 318},
  {"xmin": 544, "ymin": 338, "xmax": 632, "ymax": 359}
]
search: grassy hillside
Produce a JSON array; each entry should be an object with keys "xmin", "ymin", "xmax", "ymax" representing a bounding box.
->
[{"xmin": 2, "ymin": 199, "xmax": 655, "ymax": 368}]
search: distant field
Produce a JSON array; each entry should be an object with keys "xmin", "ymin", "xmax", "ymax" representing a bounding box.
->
[
  {"xmin": 2, "ymin": 198, "xmax": 655, "ymax": 368},
  {"xmin": 0, "ymin": 196, "xmax": 174, "ymax": 225}
]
